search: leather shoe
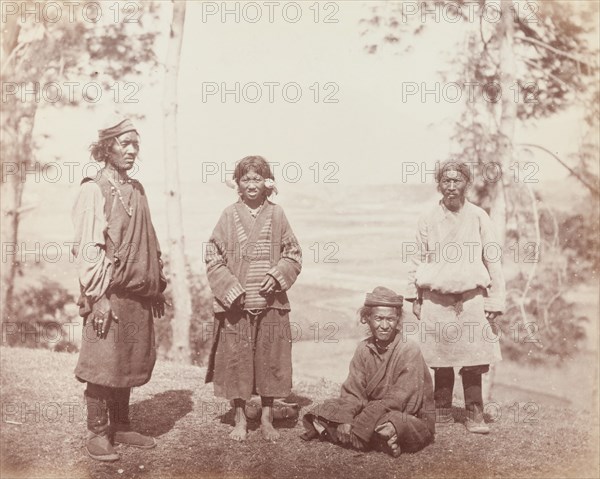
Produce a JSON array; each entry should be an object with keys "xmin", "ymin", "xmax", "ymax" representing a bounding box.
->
[
  {"xmin": 465, "ymin": 405, "xmax": 490, "ymax": 434},
  {"xmin": 86, "ymin": 432, "xmax": 120, "ymax": 461}
]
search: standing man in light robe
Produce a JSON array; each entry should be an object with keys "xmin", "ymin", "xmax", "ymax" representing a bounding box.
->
[
  {"xmin": 406, "ymin": 160, "xmax": 505, "ymax": 434},
  {"xmin": 72, "ymin": 118, "xmax": 167, "ymax": 461}
]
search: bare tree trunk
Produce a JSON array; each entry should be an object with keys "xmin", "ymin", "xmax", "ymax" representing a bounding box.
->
[
  {"xmin": 1, "ymin": 111, "xmax": 37, "ymax": 320},
  {"xmin": 1, "ymin": 151, "xmax": 24, "ymax": 322},
  {"xmin": 1, "ymin": 106, "xmax": 38, "ymax": 318},
  {"xmin": 1, "ymin": 14, "xmax": 22, "ymax": 323},
  {"xmin": 484, "ymin": 0, "xmax": 517, "ymax": 401},
  {"xmin": 163, "ymin": 0, "xmax": 192, "ymax": 363},
  {"xmin": 1, "ymin": 11, "xmax": 36, "ymax": 323},
  {"xmin": 490, "ymin": 0, "xmax": 516, "ymax": 243}
]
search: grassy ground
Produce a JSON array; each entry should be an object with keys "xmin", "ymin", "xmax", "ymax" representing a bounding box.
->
[{"xmin": 1, "ymin": 346, "xmax": 598, "ymax": 479}]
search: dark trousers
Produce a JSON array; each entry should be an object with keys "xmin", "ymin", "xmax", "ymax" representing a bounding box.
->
[{"xmin": 432, "ymin": 365, "xmax": 489, "ymax": 410}]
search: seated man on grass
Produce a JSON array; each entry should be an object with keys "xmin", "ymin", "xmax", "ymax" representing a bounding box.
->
[{"xmin": 301, "ymin": 286, "xmax": 435, "ymax": 456}]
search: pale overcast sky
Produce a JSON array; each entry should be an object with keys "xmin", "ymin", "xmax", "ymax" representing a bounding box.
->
[{"xmin": 33, "ymin": 0, "xmax": 592, "ymax": 186}]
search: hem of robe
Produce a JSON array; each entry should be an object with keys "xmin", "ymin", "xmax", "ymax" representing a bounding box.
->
[
  {"xmin": 74, "ymin": 294, "xmax": 156, "ymax": 388},
  {"xmin": 207, "ymin": 308, "xmax": 293, "ymax": 401},
  {"xmin": 419, "ymin": 289, "xmax": 503, "ymax": 366}
]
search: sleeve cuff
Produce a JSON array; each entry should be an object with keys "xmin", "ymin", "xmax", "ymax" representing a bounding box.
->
[
  {"xmin": 404, "ymin": 284, "xmax": 420, "ymax": 301},
  {"xmin": 267, "ymin": 268, "xmax": 288, "ymax": 291},
  {"xmin": 223, "ymin": 284, "xmax": 245, "ymax": 309},
  {"xmin": 484, "ymin": 296, "xmax": 504, "ymax": 313}
]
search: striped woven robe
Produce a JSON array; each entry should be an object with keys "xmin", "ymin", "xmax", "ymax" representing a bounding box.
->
[{"xmin": 204, "ymin": 199, "xmax": 302, "ymax": 400}]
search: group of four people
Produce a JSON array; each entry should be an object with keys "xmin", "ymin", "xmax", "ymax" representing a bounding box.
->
[{"xmin": 72, "ymin": 118, "xmax": 504, "ymax": 461}]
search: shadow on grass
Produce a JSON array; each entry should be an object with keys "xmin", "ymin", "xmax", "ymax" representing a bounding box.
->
[{"xmin": 130, "ymin": 389, "xmax": 194, "ymax": 437}]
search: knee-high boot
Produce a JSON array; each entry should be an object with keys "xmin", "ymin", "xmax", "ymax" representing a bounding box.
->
[
  {"xmin": 461, "ymin": 369, "xmax": 490, "ymax": 434},
  {"xmin": 433, "ymin": 367, "xmax": 454, "ymax": 424},
  {"xmin": 109, "ymin": 387, "xmax": 131, "ymax": 432},
  {"xmin": 85, "ymin": 384, "xmax": 119, "ymax": 462},
  {"xmin": 110, "ymin": 387, "xmax": 156, "ymax": 449}
]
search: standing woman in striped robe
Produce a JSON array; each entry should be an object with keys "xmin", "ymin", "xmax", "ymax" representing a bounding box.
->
[{"xmin": 205, "ymin": 156, "xmax": 302, "ymax": 442}]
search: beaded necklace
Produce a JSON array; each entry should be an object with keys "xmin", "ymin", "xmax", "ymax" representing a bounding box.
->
[
  {"xmin": 104, "ymin": 173, "xmax": 133, "ymax": 217},
  {"xmin": 244, "ymin": 200, "xmax": 264, "ymax": 218}
]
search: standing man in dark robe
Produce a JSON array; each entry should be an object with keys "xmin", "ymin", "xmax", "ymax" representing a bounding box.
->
[
  {"xmin": 71, "ymin": 118, "xmax": 167, "ymax": 461},
  {"xmin": 301, "ymin": 287, "xmax": 435, "ymax": 457}
]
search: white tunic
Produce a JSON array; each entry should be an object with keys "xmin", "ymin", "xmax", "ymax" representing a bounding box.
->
[{"xmin": 406, "ymin": 200, "xmax": 505, "ymax": 367}]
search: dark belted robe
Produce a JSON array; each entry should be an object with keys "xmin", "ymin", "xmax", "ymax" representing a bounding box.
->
[{"xmin": 72, "ymin": 174, "xmax": 166, "ymax": 388}]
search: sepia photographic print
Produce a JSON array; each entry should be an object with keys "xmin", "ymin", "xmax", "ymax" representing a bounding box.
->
[{"xmin": 1, "ymin": 1, "xmax": 599, "ymax": 478}]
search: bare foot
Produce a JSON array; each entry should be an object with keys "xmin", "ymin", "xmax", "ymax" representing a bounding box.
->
[
  {"xmin": 388, "ymin": 436, "xmax": 402, "ymax": 457},
  {"xmin": 375, "ymin": 422, "xmax": 401, "ymax": 457},
  {"xmin": 230, "ymin": 402, "xmax": 247, "ymax": 441},
  {"xmin": 229, "ymin": 423, "xmax": 247, "ymax": 441},
  {"xmin": 260, "ymin": 399, "xmax": 280, "ymax": 442},
  {"xmin": 260, "ymin": 421, "xmax": 280, "ymax": 441}
]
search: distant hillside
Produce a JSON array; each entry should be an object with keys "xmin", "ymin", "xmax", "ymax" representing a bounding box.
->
[{"xmin": 13, "ymin": 177, "xmax": 594, "ymax": 300}]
